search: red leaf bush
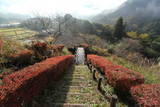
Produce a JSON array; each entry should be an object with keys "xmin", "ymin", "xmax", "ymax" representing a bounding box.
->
[
  {"xmin": 0, "ymin": 55, "xmax": 74, "ymax": 107},
  {"xmin": 79, "ymin": 43, "xmax": 89, "ymax": 48},
  {"xmin": 87, "ymin": 54, "xmax": 144, "ymax": 92},
  {"xmin": 48, "ymin": 44, "xmax": 65, "ymax": 56},
  {"xmin": 32, "ymin": 42, "xmax": 47, "ymax": 52},
  {"xmin": 9, "ymin": 50, "xmax": 34, "ymax": 66},
  {"xmin": 130, "ymin": 84, "xmax": 160, "ymax": 107},
  {"xmin": 31, "ymin": 42, "xmax": 48, "ymax": 59}
]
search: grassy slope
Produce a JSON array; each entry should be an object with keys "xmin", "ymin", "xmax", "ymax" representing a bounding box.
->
[{"xmin": 106, "ymin": 55, "xmax": 160, "ymax": 84}]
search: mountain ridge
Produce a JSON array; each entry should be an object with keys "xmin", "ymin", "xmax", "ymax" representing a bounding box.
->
[{"xmin": 91, "ymin": 0, "xmax": 160, "ymax": 25}]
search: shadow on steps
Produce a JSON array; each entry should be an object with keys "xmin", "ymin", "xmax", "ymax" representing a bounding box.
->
[{"xmin": 25, "ymin": 66, "xmax": 75, "ymax": 107}]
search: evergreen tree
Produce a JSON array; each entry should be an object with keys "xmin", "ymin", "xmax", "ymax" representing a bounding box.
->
[{"xmin": 114, "ymin": 17, "xmax": 126, "ymax": 40}]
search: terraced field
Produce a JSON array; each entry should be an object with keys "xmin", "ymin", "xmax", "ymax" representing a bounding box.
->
[{"xmin": 0, "ymin": 28, "xmax": 37, "ymax": 40}]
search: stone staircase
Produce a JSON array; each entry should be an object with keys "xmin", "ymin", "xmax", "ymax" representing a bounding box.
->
[{"xmin": 32, "ymin": 65, "xmax": 109, "ymax": 107}]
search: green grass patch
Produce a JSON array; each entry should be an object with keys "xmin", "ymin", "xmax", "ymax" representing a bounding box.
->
[{"xmin": 62, "ymin": 47, "xmax": 72, "ymax": 55}]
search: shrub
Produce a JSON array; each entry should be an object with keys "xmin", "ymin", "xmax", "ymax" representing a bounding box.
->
[
  {"xmin": 139, "ymin": 33, "xmax": 149, "ymax": 39},
  {"xmin": 106, "ymin": 55, "xmax": 160, "ymax": 84},
  {"xmin": 127, "ymin": 31, "xmax": 138, "ymax": 39},
  {"xmin": 87, "ymin": 55, "xmax": 144, "ymax": 92},
  {"xmin": 113, "ymin": 38, "xmax": 144, "ymax": 64},
  {"xmin": 61, "ymin": 47, "xmax": 71, "ymax": 55},
  {"xmin": 9, "ymin": 50, "xmax": 34, "ymax": 67},
  {"xmin": 141, "ymin": 36, "xmax": 160, "ymax": 58},
  {"xmin": 87, "ymin": 46, "xmax": 110, "ymax": 56},
  {"xmin": 3, "ymin": 39, "xmax": 25, "ymax": 56},
  {"xmin": 143, "ymin": 47, "xmax": 160, "ymax": 58},
  {"xmin": 49, "ymin": 44, "xmax": 65, "ymax": 56},
  {"xmin": 30, "ymin": 41, "xmax": 65, "ymax": 60},
  {"xmin": 104, "ymin": 65, "xmax": 144, "ymax": 92},
  {"xmin": 67, "ymin": 47, "xmax": 76, "ymax": 55},
  {"xmin": 130, "ymin": 84, "xmax": 160, "ymax": 107},
  {"xmin": 31, "ymin": 41, "xmax": 48, "ymax": 58},
  {"xmin": 0, "ymin": 55, "xmax": 74, "ymax": 106},
  {"xmin": 79, "ymin": 43, "xmax": 89, "ymax": 48}
]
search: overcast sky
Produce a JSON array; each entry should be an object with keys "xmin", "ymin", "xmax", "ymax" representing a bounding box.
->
[{"xmin": 0, "ymin": 0, "xmax": 127, "ymax": 17}]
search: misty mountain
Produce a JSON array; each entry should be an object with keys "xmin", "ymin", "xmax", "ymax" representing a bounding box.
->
[
  {"xmin": 91, "ymin": 0, "xmax": 160, "ymax": 36},
  {"xmin": 90, "ymin": 9, "xmax": 115, "ymax": 21},
  {"xmin": 92, "ymin": 0, "xmax": 160, "ymax": 24}
]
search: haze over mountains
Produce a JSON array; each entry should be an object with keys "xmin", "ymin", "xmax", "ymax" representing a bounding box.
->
[
  {"xmin": 1, "ymin": 0, "xmax": 160, "ymax": 35},
  {"xmin": 0, "ymin": 13, "xmax": 28, "ymax": 24},
  {"xmin": 90, "ymin": 0, "xmax": 160, "ymax": 36},
  {"xmin": 92, "ymin": 0, "xmax": 160, "ymax": 24}
]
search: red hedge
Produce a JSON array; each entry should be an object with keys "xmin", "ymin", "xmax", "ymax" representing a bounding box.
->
[
  {"xmin": 79, "ymin": 43, "xmax": 89, "ymax": 48},
  {"xmin": 0, "ymin": 55, "xmax": 74, "ymax": 107},
  {"xmin": 130, "ymin": 84, "xmax": 160, "ymax": 107},
  {"xmin": 9, "ymin": 50, "xmax": 34, "ymax": 65},
  {"xmin": 87, "ymin": 54, "xmax": 144, "ymax": 92}
]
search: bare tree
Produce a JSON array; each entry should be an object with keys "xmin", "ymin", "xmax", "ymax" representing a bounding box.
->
[
  {"xmin": 21, "ymin": 14, "xmax": 72, "ymax": 44},
  {"xmin": 52, "ymin": 14, "xmax": 72, "ymax": 43},
  {"xmin": 21, "ymin": 14, "xmax": 53, "ymax": 34}
]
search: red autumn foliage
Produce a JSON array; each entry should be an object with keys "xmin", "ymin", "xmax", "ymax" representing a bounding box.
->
[
  {"xmin": 130, "ymin": 84, "xmax": 160, "ymax": 107},
  {"xmin": 0, "ymin": 72, "xmax": 11, "ymax": 80},
  {"xmin": 0, "ymin": 55, "xmax": 74, "ymax": 107},
  {"xmin": 79, "ymin": 43, "xmax": 89, "ymax": 48},
  {"xmin": 49, "ymin": 44, "xmax": 65, "ymax": 56},
  {"xmin": 49, "ymin": 44, "xmax": 64, "ymax": 51},
  {"xmin": 31, "ymin": 42, "xmax": 48, "ymax": 56},
  {"xmin": 31, "ymin": 42, "xmax": 65, "ymax": 59},
  {"xmin": 87, "ymin": 54, "xmax": 144, "ymax": 92},
  {"xmin": 9, "ymin": 50, "xmax": 34, "ymax": 66}
]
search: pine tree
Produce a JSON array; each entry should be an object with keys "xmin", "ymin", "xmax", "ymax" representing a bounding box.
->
[{"xmin": 114, "ymin": 17, "xmax": 126, "ymax": 40}]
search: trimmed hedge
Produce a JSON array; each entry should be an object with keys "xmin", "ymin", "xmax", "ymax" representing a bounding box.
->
[
  {"xmin": 0, "ymin": 55, "xmax": 74, "ymax": 107},
  {"xmin": 87, "ymin": 54, "xmax": 144, "ymax": 92},
  {"xmin": 9, "ymin": 50, "xmax": 34, "ymax": 65},
  {"xmin": 130, "ymin": 84, "xmax": 160, "ymax": 107}
]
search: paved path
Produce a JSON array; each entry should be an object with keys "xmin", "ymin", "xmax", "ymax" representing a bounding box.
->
[{"xmin": 75, "ymin": 47, "xmax": 85, "ymax": 65}]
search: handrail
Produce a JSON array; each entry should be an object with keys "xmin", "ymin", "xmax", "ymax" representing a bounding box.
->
[{"xmin": 87, "ymin": 61, "xmax": 118, "ymax": 107}]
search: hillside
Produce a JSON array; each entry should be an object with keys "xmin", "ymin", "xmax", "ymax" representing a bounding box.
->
[
  {"xmin": 92, "ymin": 0, "xmax": 160, "ymax": 24},
  {"xmin": 91, "ymin": 0, "xmax": 160, "ymax": 35}
]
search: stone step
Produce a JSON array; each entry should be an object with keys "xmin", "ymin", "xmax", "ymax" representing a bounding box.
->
[
  {"xmin": 51, "ymin": 86, "xmax": 95, "ymax": 94},
  {"xmin": 33, "ymin": 65, "xmax": 110, "ymax": 106},
  {"xmin": 52, "ymin": 79, "xmax": 92, "ymax": 85},
  {"xmin": 56, "ymin": 84, "xmax": 92, "ymax": 88},
  {"xmin": 65, "ymin": 74, "xmax": 88, "ymax": 77},
  {"xmin": 52, "ymin": 95, "xmax": 107, "ymax": 104},
  {"xmin": 57, "ymin": 80, "xmax": 91, "ymax": 84},
  {"xmin": 50, "ymin": 93, "xmax": 96, "ymax": 104},
  {"xmin": 61, "ymin": 86, "xmax": 93, "ymax": 89},
  {"xmin": 62, "ymin": 77, "xmax": 86, "ymax": 81},
  {"xmin": 42, "ymin": 103, "xmax": 95, "ymax": 107},
  {"xmin": 64, "ymin": 75, "xmax": 85, "ymax": 78}
]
